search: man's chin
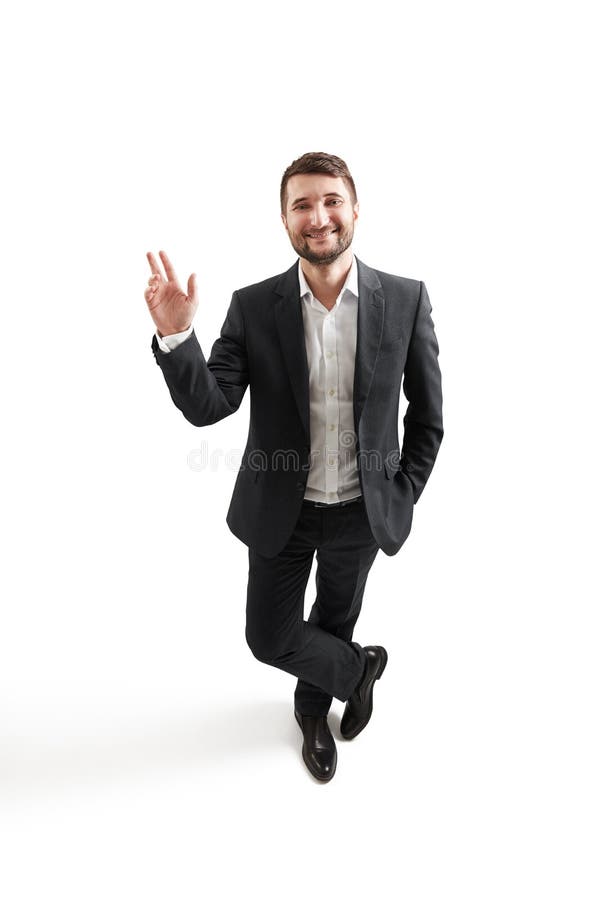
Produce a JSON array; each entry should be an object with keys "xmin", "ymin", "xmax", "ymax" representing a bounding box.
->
[
  {"xmin": 295, "ymin": 238, "xmax": 352, "ymax": 266},
  {"xmin": 301, "ymin": 250, "xmax": 340, "ymax": 266}
]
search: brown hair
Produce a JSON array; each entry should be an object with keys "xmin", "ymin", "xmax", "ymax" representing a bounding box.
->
[{"xmin": 280, "ymin": 151, "xmax": 358, "ymax": 214}]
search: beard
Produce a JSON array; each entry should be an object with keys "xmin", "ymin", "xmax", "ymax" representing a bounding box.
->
[{"xmin": 288, "ymin": 222, "xmax": 354, "ymax": 266}]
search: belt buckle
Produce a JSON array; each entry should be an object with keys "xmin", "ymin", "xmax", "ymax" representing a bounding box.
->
[
  {"xmin": 339, "ymin": 496, "xmax": 361, "ymax": 508},
  {"xmin": 305, "ymin": 496, "xmax": 361, "ymax": 509}
]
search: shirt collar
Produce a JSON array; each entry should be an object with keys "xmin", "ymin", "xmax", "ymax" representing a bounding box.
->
[{"xmin": 298, "ymin": 254, "xmax": 358, "ymax": 311}]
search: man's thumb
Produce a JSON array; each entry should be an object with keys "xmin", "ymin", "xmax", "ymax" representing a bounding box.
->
[{"xmin": 188, "ymin": 272, "xmax": 197, "ymax": 302}]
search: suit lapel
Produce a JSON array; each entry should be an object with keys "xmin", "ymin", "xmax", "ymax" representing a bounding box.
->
[
  {"xmin": 273, "ymin": 255, "xmax": 385, "ymax": 444},
  {"xmin": 353, "ymin": 256, "xmax": 385, "ymax": 430},
  {"xmin": 274, "ymin": 262, "xmax": 311, "ymax": 443}
]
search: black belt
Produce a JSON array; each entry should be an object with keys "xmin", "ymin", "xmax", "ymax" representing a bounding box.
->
[{"xmin": 302, "ymin": 495, "xmax": 363, "ymax": 509}]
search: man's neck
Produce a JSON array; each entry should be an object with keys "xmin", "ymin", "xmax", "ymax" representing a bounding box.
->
[{"xmin": 299, "ymin": 248, "xmax": 354, "ymax": 311}]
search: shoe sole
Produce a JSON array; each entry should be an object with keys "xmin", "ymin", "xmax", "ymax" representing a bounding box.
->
[
  {"xmin": 295, "ymin": 711, "xmax": 337, "ymax": 782},
  {"xmin": 340, "ymin": 647, "xmax": 388, "ymax": 740}
]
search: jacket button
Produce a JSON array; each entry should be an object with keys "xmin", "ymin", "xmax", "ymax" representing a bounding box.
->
[
  {"xmin": 296, "ymin": 481, "xmax": 305, "ymax": 490},
  {"xmin": 406, "ymin": 464, "xmax": 414, "ymax": 472}
]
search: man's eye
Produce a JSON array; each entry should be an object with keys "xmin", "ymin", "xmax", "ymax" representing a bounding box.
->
[{"xmin": 328, "ymin": 199, "xmax": 342, "ymax": 205}]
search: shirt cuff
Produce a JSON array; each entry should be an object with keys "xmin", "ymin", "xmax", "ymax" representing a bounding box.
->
[{"xmin": 156, "ymin": 324, "xmax": 194, "ymax": 353}]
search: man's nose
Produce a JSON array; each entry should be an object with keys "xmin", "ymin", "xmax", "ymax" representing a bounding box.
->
[{"xmin": 310, "ymin": 204, "xmax": 330, "ymax": 228}]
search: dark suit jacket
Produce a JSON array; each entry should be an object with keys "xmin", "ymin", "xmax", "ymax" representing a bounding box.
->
[{"xmin": 151, "ymin": 256, "xmax": 443, "ymax": 558}]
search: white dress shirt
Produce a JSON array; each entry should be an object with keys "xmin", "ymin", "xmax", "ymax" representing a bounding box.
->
[
  {"xmin": 298, "ymin": 256, "xmax": 361, "ymax": 503},
  {"xmin": 155, "ymin": 255, "xmax": 362, "ymax": 504}
]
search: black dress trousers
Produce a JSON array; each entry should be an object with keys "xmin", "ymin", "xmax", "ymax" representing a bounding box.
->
[{"xmin": 245, "ymin": 497, "xmax": 380, "ymax": 716}]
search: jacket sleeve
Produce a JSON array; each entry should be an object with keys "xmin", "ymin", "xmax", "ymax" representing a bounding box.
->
[
  {"xmin": 151, "ymin": 291, "xmax": 249, "ymax": 427},
  {"xmin": 400, "ymin": 281, "xmax": 444, "ymax": 502}
]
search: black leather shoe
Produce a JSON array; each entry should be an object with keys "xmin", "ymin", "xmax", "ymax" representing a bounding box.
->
[
  {"xmin": 294, "ymin": 710, "xmax": 337, "ymax": 782},
  {"xmin": 340, "ymin": 645, "xmax": 388, "ymax": 740}
]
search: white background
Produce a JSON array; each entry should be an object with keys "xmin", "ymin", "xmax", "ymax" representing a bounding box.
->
[{"xmin": 1, "ymin": 1, "xmax": 599, "ymax": 897}]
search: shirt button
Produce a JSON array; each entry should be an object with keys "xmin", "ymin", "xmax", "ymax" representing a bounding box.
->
[
  {"xmin": 326, "ymin": 351, "xmax": 333, "ymax": 359},
  {"xmin": 329, "ymin": 424, "xmax": 336, "ymax": 431},
  {"xmin": 328, "ymin": 388, "xmax": 335, "ymax": 396}
]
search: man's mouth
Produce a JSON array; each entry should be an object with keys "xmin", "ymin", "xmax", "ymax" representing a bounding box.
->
[{"xmin": 305, "ymin": 229, "xmax": 338, "ymax": 239}]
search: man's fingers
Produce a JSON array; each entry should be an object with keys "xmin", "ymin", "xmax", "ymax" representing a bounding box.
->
[
  {"xmin": 146, "ymin": 251, "xmax": 164, "ymax": 278},
  {"xmin": 158, "ymin": 250, "xmax": 178, "ymax": 283}
]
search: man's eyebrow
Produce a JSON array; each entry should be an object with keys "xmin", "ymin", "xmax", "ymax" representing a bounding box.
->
[{"xmin": 290, "ymin": 192, "xmax": 345, "ymax": 205}]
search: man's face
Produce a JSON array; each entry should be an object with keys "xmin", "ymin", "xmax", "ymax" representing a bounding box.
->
[{"xmin": 281, "ymin": 174, "xmax": 359, "ymax": 266}]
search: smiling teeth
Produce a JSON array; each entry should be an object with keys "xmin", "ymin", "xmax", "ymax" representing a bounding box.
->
[{"xmin": 307, "ymin": 230, "xmax": 336, "ymax": 237}]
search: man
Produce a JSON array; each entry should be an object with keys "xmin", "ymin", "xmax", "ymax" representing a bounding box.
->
[{"xmin": 144, "ymin": 152, "xmax": 443, "ymax": 783}]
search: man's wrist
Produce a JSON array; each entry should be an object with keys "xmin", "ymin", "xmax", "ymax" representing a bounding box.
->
[
  {"xmin": 158, "ymin": 325, "xmax": 192, "ymax": 338},
  {"xmin": 156, "ymin": 324, "xmax": 194, "ymax": 354}
]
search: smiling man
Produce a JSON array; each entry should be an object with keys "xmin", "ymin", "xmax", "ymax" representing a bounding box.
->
[
  {"xmin": 283, "ymin": 175, "xmax": 356, "ymax": 268},
  {"xmin": 144, "ymin": 152, "xmax": 444, "ymax": 783}
]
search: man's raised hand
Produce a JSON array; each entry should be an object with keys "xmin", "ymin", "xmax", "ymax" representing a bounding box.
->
[{"xmin": 144, "ymin": 250, "xmax": 198, "ymax": 338}]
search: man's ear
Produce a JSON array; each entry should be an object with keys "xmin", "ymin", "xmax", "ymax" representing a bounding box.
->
[
  {"xmin": 281, "ymin": 213, "xmax": 289, "ymax": 232},
  {"xmin": 353, "ymin": 202, "xmax": 359, "ymax": 223}
]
